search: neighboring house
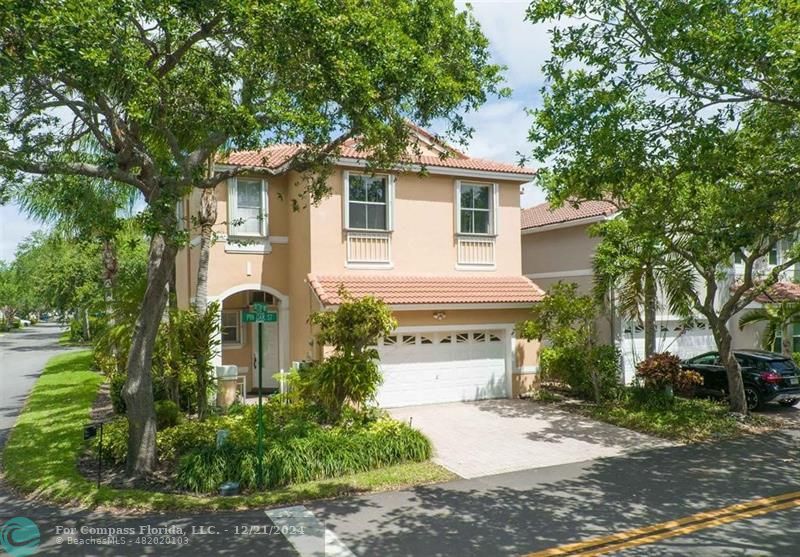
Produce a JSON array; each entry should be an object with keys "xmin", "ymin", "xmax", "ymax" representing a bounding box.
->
[
  {"xmin": 521, "ymin": 200, "xmax": 800, "ymax": 381},
  {"xmin": 175, "ymin": 126, "xmax": 543, "ymax": 408},
  {"xmin": 520, "ymin": 201, "xmax": 712, "ymax": 382}
]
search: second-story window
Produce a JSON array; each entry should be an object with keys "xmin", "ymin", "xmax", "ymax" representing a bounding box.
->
[
  {"xmin": 228, "ymin": 178, "xmax": 267, "ymax": 237},
  {"xmin": 457, "ymin": 181, "xmax": 497, "ymax": 235},
  {"xmin": 347, "ymin": 174, "xmax": 390, "ymax": 230}
]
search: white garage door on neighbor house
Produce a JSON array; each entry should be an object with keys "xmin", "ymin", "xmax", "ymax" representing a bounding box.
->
[
  {"xmin": 620, "ymin": 319, "xmax": 717, "ymax": 383},
  {"xmin": 376, "ymin": 330, "xmax": 508, "ymax": 408}
]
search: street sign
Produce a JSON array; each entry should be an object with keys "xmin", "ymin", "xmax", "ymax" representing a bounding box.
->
[{"xmin": 242, "ymin": 309, "xmax": 277, "ymax": 323}]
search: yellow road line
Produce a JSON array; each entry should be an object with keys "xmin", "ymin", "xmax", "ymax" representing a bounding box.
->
[
  {"xmin": 525, "ymin": 490, "xmax": 800, "ymax": 557},
  {"xmin": 575, "ymin": 498, "xmax": 800, "ymax": 556}
]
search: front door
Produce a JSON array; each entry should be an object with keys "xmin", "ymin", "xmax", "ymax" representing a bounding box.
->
[{"xmin": 251, "ymin": 320, "xmax": 279, "ymax": 390}]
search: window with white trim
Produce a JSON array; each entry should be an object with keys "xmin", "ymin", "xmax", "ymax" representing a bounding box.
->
[
  {"xmin": 457, "ymin": 182, "xmax": 495, "ymax": 235},
  {"xmin": 221, "ymin": 311, "xmax": 241, "ymax": 344},
  {"xmin": 228, "ymin": 178, "xmax": 267, "ymax": 237},
  {"xmin": 346, "ymin": 173, "xmax": 391, "ymax": 230}
]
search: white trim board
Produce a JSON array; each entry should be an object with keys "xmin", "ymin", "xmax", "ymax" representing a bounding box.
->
[{"xmin": 525, "ymin": 269, "xmax": 594, "ymax": 279}]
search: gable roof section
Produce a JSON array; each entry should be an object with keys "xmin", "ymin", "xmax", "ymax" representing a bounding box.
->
[
  {"xmin": 521, "ymin": 200, "xmax": 618, "ymax": 231},
  {"xmin": 221, "ymin": 125, "xmax": 536, "ymax": 179},
  {"xmin": 307, "ymin": 274, "xmax": 545, "ymax": 307}
]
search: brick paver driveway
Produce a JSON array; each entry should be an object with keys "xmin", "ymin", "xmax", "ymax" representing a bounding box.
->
[{"xmin": 390, "ymin": 399, "xmax": 671, "ymax": 478}]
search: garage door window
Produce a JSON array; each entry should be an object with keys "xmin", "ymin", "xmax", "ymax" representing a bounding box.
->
[{"xmin": 438, "ymin": 334, "xmax": 452, "ymax": 344}]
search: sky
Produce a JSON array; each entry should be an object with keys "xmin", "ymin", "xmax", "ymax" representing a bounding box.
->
[{"xmin": 0, "ymin": 1, "xmax": 551, "ymax": 262}]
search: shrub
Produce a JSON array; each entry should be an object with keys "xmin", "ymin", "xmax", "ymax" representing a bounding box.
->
[
  {"xmin": 175, "ymin": 417, "xmax": 431, "ymax": 493},
  {"xmin": 306, "ymin": 289, "xmax": 396, "ymax": 421},
  {"xmin": 95, "ymin": 419, "xmax": 129, "ymax": 465},
  {"xmin": 793, "ymin": 353, "xmax": 800, "ymax": 368},
  {"xmin": 540, "ymin": 344, "xmax": 621, "ymax": 401},
  {"xmin": 635, "ymin": 352, "xmax": 703, "ymax": 396},
  {"xmin": 109, "ymin": 373, "xmax": 127, "ymax": 414},
  {"xmin": 155, "ymin": 400, "xmax": 182, "ymax": 430}
]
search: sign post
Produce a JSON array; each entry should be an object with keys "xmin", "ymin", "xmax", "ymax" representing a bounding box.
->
[
  {"xmin": 83, "ymin": 422, "xmax": 105, "ymax": 489},
  {"xmin": 242, "ymin": 303, "xmax": 278, "ymax": 489}
]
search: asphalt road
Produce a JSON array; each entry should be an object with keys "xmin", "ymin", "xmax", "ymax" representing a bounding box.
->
[{"xmin": 1, "ymin": 324, "xmax": 799, "ymax": 556}]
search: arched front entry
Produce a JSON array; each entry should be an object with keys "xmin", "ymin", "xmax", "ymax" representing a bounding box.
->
[{"xmin": 209, "ymin": 283, "xmax": 290, "ymax": 393}]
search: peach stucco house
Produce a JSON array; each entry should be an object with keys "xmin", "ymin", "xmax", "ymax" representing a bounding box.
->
[{"xmin": 174, "ymin": 127, "xmax": 543, "ymax": 408}]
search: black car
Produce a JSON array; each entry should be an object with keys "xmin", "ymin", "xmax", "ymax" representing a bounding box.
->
[{"xmin": 681, "ymin": 350, "xmax": 800, "ymax": 411}]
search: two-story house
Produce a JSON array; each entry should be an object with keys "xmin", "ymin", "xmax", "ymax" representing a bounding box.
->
[
  {"xmin": 521, "ymin": 200, "xmax": 800, "ymax": 382},
  {"xmin": 175, "ymin": 127, "xmax": 543, "ymax": 408}
]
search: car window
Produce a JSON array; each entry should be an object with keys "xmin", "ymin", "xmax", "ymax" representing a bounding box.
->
[
  {"xmin": 769, "ymin": 359, "xmax": 799, "ymax": 373},
  {"xmin": 734, "ymin": 355, "xmax": 752, "ymax": 368},
  {"xmin": 692, "ymin": 354, "xmax": 719, "ymax": 365}
]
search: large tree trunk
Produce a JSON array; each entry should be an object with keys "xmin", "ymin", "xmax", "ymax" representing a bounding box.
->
[
  {"xmin": 123, "ymin": 233, "xmax": 178, "ymax": 477},
  {"xmin": 713, "ymin": 323, "xmax": 748, "ymax": 414},
  {"xmin": 194, "ymin": 186, "xmax": 217, "ymax": 314},
  {"xmin": 643, "ymin": 263, "xmax": 657, "ymax": 357}
]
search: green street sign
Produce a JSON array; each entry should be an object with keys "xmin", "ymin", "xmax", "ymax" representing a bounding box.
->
[
  {"xmin": 242, "ymin": 310, "xmax": 277, "ymax": 323},
  {"xmin": 252, "ymin": 302, "xmax": 268, "ymax": 312}
]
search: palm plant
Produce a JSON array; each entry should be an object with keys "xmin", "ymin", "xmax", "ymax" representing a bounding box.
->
[
  {"xmin": 591, "ymin": 217, "xmax": 695, "ymax": 358},
  {"xmin": 738, "ymin": 301, "xmax": 800, "ymax": 356}
]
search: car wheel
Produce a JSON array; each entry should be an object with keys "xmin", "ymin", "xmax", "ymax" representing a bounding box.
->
[
  {"xmin": 778, "ymin": 399, "xmax": 799, "ymax": 408},
  {"xmin": 745, "ymin": 387, "xmax": 764, "ymax": 411}
]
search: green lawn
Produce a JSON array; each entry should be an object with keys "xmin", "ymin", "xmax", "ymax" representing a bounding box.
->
[
  {"xmin": 584, "ymin": 396, "xmax": 776, "ymax": 443},
  {"xmin": 2, "ymin": 351, "xmax": 453, "ymax": 511}
]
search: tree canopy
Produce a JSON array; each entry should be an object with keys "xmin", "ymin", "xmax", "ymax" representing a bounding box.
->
[
  {"xmin": 528, "ymin": 0, "xmax": 800, "ymax": 413},
  {"xmin": 0, "ymin": 0, "xmax": 507, "ymax": 475}
]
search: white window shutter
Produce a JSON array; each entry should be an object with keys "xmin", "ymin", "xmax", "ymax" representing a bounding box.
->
[
  {"xmin": 261, "ymin": 179, "xmax": 269, "ymax": 237},
  {"xmin": 343, "ymin": 171, "xmax": 350, "ymax": 229},
  {"xmin": 387, "ymin": 175, "xmax": 396, "ymax": 231},
  {"xmin": 492, "ymin": 183, "xmax": 499, "ymax": 235},
  {"xmin": 227, "ymin": 178, "xmax": 238, "ymax": 236},
  {"xmin": 454, "ymin": 180, "xmax": 462, "ymax": 234}
]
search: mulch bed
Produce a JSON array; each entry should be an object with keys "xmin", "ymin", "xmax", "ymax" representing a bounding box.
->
[{"xmin": 77, "ymin": 377, "xmax": 179, "ymax": 493}]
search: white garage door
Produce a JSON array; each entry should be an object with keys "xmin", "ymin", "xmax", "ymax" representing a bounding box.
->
[
  {"xmin": 621, "ymin": 319, "xmax": 716, "ymax": 383},
  {"xmin": 376, "ymin": 330, "xmax": 508, "ymax": 408}
]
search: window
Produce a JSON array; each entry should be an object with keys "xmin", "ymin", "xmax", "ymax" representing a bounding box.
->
[
  {"xmin": 383, "ymin": 335, "xmax": 398, "ymax": 346},
  {"xmin": 221, "ymin": 311, "xmax": 241, "ymax": 344},
  {"xmin": 456, "ymin": 333, "xmax": 469, "ymax": 344},
  {"xmin": 473, "ymin": 332, "xmax": 486, "ymax": 342},
  {"xmin": 691, "ymin": 353, "xmax": 719, "ymax": 365},
  {"xmin": 458, "ymin": 182, "xmax": 495, "ymax": 235},
  {"xmin": 773, "ymin": 322, "xmax": 800, "ymax": 353},
  {"xmin": 734, "ymin": 251, "xmax": 744, "ymax": 264},
  {"xmin": 438, "ymin": 334, "xmax": 452, "ymax": 344},
  {"xmin": 228, "ymin": 178, "xmax": 267, "ymax": 237},
  {"xmin": 250, "ymin": 291, "xmax": 275, "ymax": 305},
  {"xmin": 176, "ymin": 199, "xmax": 186, "ymax": 231},
  {"xmin": 347, "ymin": 174, "xmax": 389, "ymax": 230},
  {"xmin": 768, "ymin": 246, "xmax": 779, "ymax": 265},
  {"xmin": 419, "ymin": 335, "xmax": 433, "ymax": 345},
  {"xmin": 401, "ymin": 335, "xmax": 416, "ymax": 345}
]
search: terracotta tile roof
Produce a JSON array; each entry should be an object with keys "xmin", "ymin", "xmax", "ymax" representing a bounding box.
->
[
  {"xmin": 222, "ymin": 140, "xmax": 535, "ymax": 177},
  {"xmin": 307, "ymin": 274, "xmax": 545, "ymax": 306},
  {"xmin": 521, "ymin": 200, "xmax": 618, "ymax": 230},
  {"xmin": 753, "ymin": 282, "xmax": 800, "ymax": 303}
]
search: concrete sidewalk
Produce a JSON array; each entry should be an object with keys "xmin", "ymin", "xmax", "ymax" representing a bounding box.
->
[{"xmin": 390, "ymin": 399, "xmax": 671, "ymax": 478}]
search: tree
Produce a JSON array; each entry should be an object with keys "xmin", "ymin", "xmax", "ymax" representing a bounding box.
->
[
  {"xmin": 14, "ymin": 173, "xmax": 139, "ymax": 342},
  {"xmin": 517, "ymin": 282, "xmax": 619, "ymax": 402},
  {"xmin": 591, "ymin": 217, "xmax": 694, "ymax": 358},
  {"xmin": 307, "ymin": 288, "xmax": 397, "ymax": 421},
  {"xmin": 739, "ymin": 302, "xmax": 800, "ymax": 356},
  {"xmin": 528, "ymin": 0, "xmax": 800, "ymax": 413},
  {"xmin": 1, "ymin": 1, "xmax": 504, "ymax": 476}
]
